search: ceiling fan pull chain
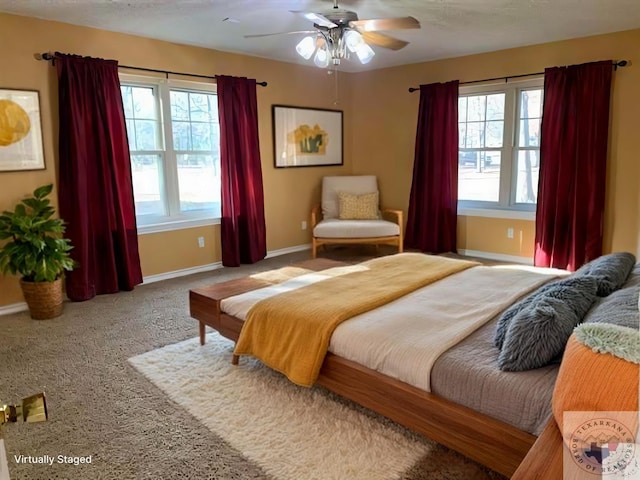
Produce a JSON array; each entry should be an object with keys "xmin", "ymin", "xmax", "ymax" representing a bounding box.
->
[{"xmin": 333, "ymin": 66, "xmax": 340, "ymax": 105}]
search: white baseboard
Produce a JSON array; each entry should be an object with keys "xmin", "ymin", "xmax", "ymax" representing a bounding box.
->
[
  {"xmin": 142, "ymin": 262, "xmax": 223, "ymax": 284},
  {"xmin": 0, "ymin": 244, "xmax": 314, "ymax": 315},
  {"xmin": 0, "ymin": 302, "xmax": 28, "ymax": 316},
  {"xmin": 143, "ymin": 243, "xmax": 311, "ymax": 285},
  {"xmin": 265, "ymin": 244, "xmax": 311, "ymax": 259},
  {"xmin": 458, "ymin": 249, "xmax": 533, "ymax": 265}
]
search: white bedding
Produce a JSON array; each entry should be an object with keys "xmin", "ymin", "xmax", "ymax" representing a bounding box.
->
[
  {"xmin": 222, "ymin": 264, "xmax": 369, "ymax": 319},
  {"xmin": 221, "ymin": 264, "xmax": 557, "ymax": 392}
]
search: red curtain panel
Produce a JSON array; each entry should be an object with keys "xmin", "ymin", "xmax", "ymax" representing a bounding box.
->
[
  {"xmin": 534, "ymin": 61, "xmax": 613, "ymax": 271},
  {"xmin": 56, "ymin": 53, "xmax": 142, "ymax": 301},
  {"xmin": 216, "ymin": 75, "xmax": 266, "ymax": 267},
  {"xmin": 405, "ymin": 81, "xmax": 460, "ymax": 254}
]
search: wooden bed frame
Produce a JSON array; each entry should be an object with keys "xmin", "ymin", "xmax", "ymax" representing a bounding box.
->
[{"xmin": 189, "ymin": 258, "xmax": 562, "ymax": 478}]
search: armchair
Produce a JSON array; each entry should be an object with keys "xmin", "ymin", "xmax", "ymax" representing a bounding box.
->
[{"xmin": 310, "ymin": 175, "xmax": 403, "ymax": 259}]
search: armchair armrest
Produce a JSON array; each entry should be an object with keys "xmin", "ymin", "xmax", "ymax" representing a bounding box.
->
[
  {"xmin": 382, "ymin": 208, "xmax": 403, "ymax": 226},
  {"xmin": 382, "ymin": 208, "xmax": 404, "ymax": 252},
  {"xmin": 311, "ymin": 204, "xmax": 321, "ymax": 229}
]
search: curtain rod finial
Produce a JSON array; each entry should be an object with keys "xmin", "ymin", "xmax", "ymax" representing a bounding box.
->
[
  {"xmin": 35, "ymin": 52, "xmax": 55, "ymax": 62},
  {"xmin": 614, "ymin": 60, "xmax": 629, "ymax": 70}
]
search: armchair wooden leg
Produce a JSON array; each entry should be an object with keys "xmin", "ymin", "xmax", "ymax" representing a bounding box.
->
[{"xmin": 312, "ymin": 238, "xmax": 317, "ymax": 259}]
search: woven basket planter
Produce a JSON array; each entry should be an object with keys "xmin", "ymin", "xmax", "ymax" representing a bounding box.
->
[{"xmin": 20, "ymin": 277, "xmax": 64, "ymax": 320}]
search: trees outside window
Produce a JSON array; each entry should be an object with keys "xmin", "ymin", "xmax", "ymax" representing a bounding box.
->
[
  {"xmin": 458, "ymin": 78, "xmax": 543, "ymax": 212},
  {"xmin": 120, "ymin": 76, "xmax": 221, "ymax": 230}
]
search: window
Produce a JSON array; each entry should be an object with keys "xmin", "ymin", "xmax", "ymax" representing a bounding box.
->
[
  {"xmin": 458, "ymin": 78, "xmax": 543, "ymax": 214},
  {"xmin": 120, "ymin": 75, "xmax": 221, "ymax": 231}
]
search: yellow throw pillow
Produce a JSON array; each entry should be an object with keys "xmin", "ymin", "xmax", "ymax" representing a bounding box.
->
[{"xmin": 338, "ymin": 192, "xmax": 379, "ymax": 220}]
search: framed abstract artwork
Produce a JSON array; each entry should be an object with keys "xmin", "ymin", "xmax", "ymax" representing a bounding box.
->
[
  {"xmin": 0, "ymin": 89, "xmax": 45, "ymax": 172},
  {"xmin": 272, "ymin": 105, "xmax": 343, "ymax": 168}
]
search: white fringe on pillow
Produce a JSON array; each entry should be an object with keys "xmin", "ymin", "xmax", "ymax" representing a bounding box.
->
[{"xmin": 574, "ymin": 323, "xmax": 640, "ymax": 364}]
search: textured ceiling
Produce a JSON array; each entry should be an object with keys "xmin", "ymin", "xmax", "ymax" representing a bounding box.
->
[{"xmin": 2, "ymin": 0, "xmax": 640, "ymax": 72}]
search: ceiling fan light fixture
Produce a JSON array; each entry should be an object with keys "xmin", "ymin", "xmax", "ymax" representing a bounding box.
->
[
  {"xmin": 344, "ymin": 29, "xmax": 364, "ymax": 53},
  {"xmin": 250, "ymin": 4, "xmax": 419, "ymax": 69},
  {"xmin": 313, "ymin": 47, "xmax": 330, "ymax": 68},
  {"xmin": 355, "ymin": 43, "xmax": 375, "ymax": 64},
  {"xmin": 296, "ymin": 36, "xmax": 316, "ymax": 60}
]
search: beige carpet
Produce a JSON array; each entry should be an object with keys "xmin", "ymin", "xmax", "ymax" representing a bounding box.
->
[
  {"xmin": 130, "ymin": 332, "xmax": 430, "ymax": 480},
  {"xmin": 1, "ymin": 246, "xmax": 506, "ymax": 479}
]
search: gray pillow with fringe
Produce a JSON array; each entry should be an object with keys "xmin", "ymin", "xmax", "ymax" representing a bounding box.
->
[{"xmin": 498, "ymin": 276, "xmax": 598, "ymax": 371}]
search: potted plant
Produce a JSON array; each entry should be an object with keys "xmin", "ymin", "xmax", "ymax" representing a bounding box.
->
[{"xmin": 0, "ymin": 184, "xmax": 75, "ymax": 319}]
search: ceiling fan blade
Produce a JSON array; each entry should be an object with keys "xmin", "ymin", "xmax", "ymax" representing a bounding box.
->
[
  {"xmin": 244, "ymin": 30, "xmax": 317, "ymax": 39},
  {"xmin": 350, "ymin": 16, "xmax": 420, "ymax": 32},
  {"xmin": 361, "ymin": 31, "xmax": 409, "ymax": 51},
  {"xmin": 290, "ymin": 11, "xmax": 338, "ymax": 29}
]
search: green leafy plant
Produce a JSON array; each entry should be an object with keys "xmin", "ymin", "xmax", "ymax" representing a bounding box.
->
[{"xmin": 0, "ymin": 184, "xmax": 75, "ymax": 282}]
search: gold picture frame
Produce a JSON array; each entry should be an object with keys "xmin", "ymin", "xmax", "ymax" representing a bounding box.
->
[
  {"xmin": 0, "ymin": 89, "xmax": 45, "ymax": 172},
  {"xmin": 272, "ymin": 105, "xmax": 343, "ymax": 168}
]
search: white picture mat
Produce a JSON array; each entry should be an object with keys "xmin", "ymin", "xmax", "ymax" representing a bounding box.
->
[
  {"xmin": 0, "ymin": 89, "xmax": 45, "ymax": 172},
  {"xmin": 273, "ymin": 106, "xmax": 342, "ymax": 167}
]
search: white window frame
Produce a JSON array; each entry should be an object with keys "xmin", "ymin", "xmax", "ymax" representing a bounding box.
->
[
  {"xmin": 457, "ymin": 77, "xmax": 543, "ymax": 220},
  {"xmin": 120, "ymin": 73, "xmax": 221, "ymax": 234}
]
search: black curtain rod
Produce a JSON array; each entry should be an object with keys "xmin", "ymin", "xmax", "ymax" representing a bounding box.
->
[
  {"xmin": 38, "ymin": 52, "xmax": 268, "ymax": 87},
  {"xmin": 407, "ymin": 60, "xmax": 629, "ymax": 92}
]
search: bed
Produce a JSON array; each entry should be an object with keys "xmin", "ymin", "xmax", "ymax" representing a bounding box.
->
[{"xmin": 189, "ymin": 252, "xmax": 639, "ymax": 478}]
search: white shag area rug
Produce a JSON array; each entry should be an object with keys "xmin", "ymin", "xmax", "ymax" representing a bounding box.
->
[{"xmin": 129, "ymin": 332, "xmax": 432, "ymax": 480}]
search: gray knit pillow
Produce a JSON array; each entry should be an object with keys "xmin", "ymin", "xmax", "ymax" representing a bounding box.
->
[
  {"xmin": 583, "ymin": 286, "xmax": 639, "ymax": 330},
  {"xmin": 573, "ymin": 252, "xmax": 636, "ymax": 296},
  {"xmin": 498, "ymin": 276, "xmax": 598, "ymax": 371},
  {"xmin": 621, "ymin": 263, "xmax": 640, "ymax": 288}
]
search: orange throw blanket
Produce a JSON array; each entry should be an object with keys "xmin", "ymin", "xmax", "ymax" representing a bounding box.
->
[{"xmin": 233, "ymin": 253, "xmax": 479, "ymax": 386}]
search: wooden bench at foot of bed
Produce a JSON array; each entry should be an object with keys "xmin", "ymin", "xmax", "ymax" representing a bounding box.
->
[
  {"xmin": 189, "ymin": 258, "xmax": 544, "ymax": 478},
  {"xmin": 190, "ymin": 258, "xmax": 346, "ymax": 346}
]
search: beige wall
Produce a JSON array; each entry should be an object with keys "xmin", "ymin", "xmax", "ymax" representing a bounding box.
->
[
  {"xmin": 1, "ymin": 11, "xmax": 639, "ymax": 307},
  {"xmin": 350, "ymin": 29, "xmax": 640, "ymax": 259},
  {"xmin": 0, "ymin": 13, "xmax": 352, "ymax": 305},
  {"xmin": 457, "ymin": 217, "xmax": 536, "ymax": 258}
]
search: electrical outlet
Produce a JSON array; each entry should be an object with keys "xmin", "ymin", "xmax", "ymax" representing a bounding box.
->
[
  {"xmin": 301, "ymin": 221, "xmax": 307, "ymax": 230},
  {"xmin": 198, "ymin": 236, "xmax": 205, "ymax": 248},
  {"xmin": 507, "ymin": 228, "xmax": 514, "ymax": 239}
]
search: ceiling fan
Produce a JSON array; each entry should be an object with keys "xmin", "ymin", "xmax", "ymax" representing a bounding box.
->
[{"xmin": 244, "ymin": 1, "xmax": 420, "ymax": 68}]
